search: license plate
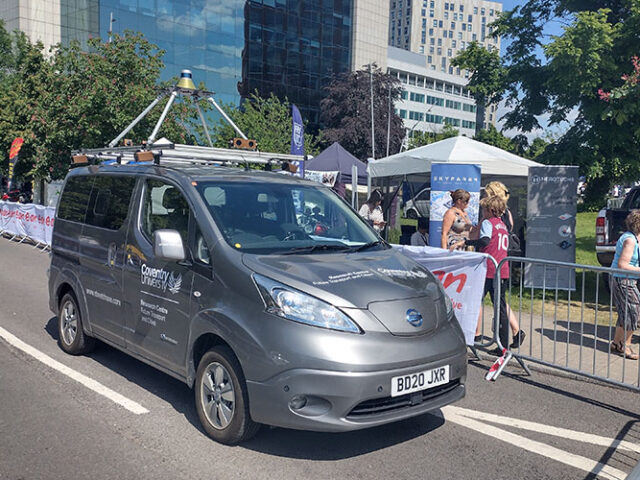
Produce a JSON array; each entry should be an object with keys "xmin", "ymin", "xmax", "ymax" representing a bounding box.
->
[{"xmin": 391, "ymin": 365, "xmax": 450, "ymax": 397}]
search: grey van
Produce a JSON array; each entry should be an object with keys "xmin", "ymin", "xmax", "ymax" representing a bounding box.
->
[{"xmin": 49, "ymin": 163, "xmax": 467, "ymax": 444}]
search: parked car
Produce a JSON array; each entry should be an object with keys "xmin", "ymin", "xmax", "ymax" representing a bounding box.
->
[
  {"xmin": 404, "ymin": 187, "xmax": 430, "ymax": 219},
  {"xmin": 596, "ymin": 186, "xmax": 640, "ymax": 266},
  {"xmin": 49, "ymin": 161, "xmax": 467, "ymax": 445}
]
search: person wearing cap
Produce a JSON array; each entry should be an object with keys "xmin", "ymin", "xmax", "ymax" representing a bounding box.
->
[{"xmin": 410, "ymin": 217, "xmax": 429, "ymax": 246}]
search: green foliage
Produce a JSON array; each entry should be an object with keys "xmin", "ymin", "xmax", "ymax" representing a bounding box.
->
[
  {"xmin": 451, "ymin": 42, "xmax": 506, "ymax": 135},
  {"xmin": 320, "ymin": 65, "xmax": 406, "ymax": 160},
  {"xmin": 408, "ymin": 123, "xmax": 459, "ymax": 149},
  {"xmin": 492, "ymin": 0, "xmax": 640, "ymax": 196},
  {"xmin": 0, "ymin": 28, "xmax": 205, "ymax": 181},
  {"xmin": 211, "ymin": 92, "xmax": 322, "ymax": 156}
]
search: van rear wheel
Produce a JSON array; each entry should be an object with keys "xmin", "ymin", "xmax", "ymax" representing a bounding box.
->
[
  {"xmin": 195, "ymin": 346, "xmax": 260, "ymax": 444},
  {"xmin": 58, "ymin": 292, "xmax": 95, "ymax": 355}
]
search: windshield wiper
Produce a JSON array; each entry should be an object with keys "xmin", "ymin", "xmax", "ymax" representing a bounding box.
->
[
  {"xmin": 348, "ymin": 240, "xmax": 384, "ymax": 252},
  {"xmin": 281, "ymin": 244, "xmax": 352, "ymax": 255}
]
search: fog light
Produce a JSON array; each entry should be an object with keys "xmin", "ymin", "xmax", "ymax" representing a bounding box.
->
[{"xmin": 289, "ymin": 395, "xmax": 308, "ymax": 410}]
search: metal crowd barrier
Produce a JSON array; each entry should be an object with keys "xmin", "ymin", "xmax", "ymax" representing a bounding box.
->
[{"xmin": 485, "ymin": 257, "xmax": 640, "ymax": 391}]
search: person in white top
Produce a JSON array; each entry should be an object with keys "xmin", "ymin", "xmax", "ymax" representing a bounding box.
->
[
  {"xmin": 410, "ymin": 217, "xmax": 429, "ymax": 246},
  {"xmin": 359, "ymin": 190, "xmax": 386, "ymax": 232}
]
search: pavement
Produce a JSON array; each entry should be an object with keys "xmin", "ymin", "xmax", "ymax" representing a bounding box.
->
[{"xmin": 474, "ymin": 303, "xmax": 640, "ymax": 390}]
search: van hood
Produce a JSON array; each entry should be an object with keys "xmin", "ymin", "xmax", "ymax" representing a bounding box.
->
[{"xmin": 242, "ymin": 248, "xmax": 442, "ymax": 309}]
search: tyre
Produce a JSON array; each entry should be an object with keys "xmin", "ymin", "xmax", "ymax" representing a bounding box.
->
[
  {"xmin": 195, "ymin": 346, "xmax": 260, "ymax": 444},
  {"xmin": 406, "ymin": 209, "xmax": 418, "ymax": 220},
  {"xmin": 58, "ymin": 292, "xmax": 95, "ymax": 355}
]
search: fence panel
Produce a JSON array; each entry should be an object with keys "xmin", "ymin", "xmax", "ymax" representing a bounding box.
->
[{"xmin": 490, "ymin": 257, "xmax": 640, "ymax": 391}]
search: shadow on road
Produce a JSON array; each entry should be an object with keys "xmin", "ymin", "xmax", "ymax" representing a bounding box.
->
[
  {"xmin": 243, "ymin": 413, "xmax": 445, "ymax": 459},
  {"xmin": 44, "ymin": 316, "xmax": 201, "ymax": 433},
  {"xmin": 44, "ymin": 316, "xmax": 446, "ymax": 457}
]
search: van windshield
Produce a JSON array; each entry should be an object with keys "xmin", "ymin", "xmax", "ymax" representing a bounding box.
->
[{"xmin": 196, "ymin": 181, "xmax": 383, "ymax": 254}]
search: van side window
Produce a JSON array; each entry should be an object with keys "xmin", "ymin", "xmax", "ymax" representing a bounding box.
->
[
  {"xmin": 57, "ymin": 176, "xmax": 94, "ymax": 223},
  {"xmin": 85, "ymin": 176, "xmax": 136, "ymax": 230},
  {"xmin": 141, "ymin": 179, "xmax": 190, "ymax": 244}
]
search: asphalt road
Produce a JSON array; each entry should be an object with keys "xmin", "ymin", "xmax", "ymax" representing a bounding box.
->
[{"xmin": 1, "ymin": 239, "xmax": 639, "ymax": 480}]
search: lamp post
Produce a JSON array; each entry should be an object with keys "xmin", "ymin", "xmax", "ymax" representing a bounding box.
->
[{"xmin": 108, "ymin": 12, "xmax": 116, "ymax": 43}]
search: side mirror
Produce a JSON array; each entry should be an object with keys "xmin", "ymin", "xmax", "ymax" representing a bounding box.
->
[{"xmin": 153, "ymin": 229, "xmax": 185, "ymax": 261}]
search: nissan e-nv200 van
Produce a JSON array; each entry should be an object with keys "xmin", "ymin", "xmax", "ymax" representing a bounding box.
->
[{"xmin": 49, "ymin": 163, "xmax": 467, "ymax": 444}]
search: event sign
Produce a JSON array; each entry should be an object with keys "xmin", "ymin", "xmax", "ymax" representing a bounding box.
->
[
  {"xmin": 304, "ymin": 170, "xmax": 339, "ymax": 187},
  {"xmin": 394, "ymin": 245, "xmax": 488, "ymax": 345},
  {"xmin": 8, "ymin": 137, "xmax": 24, "ymax": 190},
  {"xmin": 289, "ymin": 104, "xmax": 305, "ymax": 178},
  {"xmin": 429, "ymin": 163, "xmax": 481, "ymax": 247},
  {"xmin": 525, "ymin": 165, "xmax": 579, "ymax": 289},
  {"xmin": 0, "ymin": 201, "xmax": 55, "ymax": 245}
]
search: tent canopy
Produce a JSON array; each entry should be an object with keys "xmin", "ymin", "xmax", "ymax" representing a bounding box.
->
[
  {"xmin": 368, "ymin": 135, "xmax": 542, "ymax": 178},
  {"xmin": 306, "ymin": 142, "xmax": 368, "ymax": 185}
]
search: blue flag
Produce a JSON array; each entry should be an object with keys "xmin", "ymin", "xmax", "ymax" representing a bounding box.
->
[{"xmin": 290, "ymin": 104, "xmax": 304, "ymax": 156}]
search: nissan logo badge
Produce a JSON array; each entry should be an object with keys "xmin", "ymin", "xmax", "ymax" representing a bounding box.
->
[{"xmin": 406, "ymin": 309, "xmax": 423, "ymax": 327}]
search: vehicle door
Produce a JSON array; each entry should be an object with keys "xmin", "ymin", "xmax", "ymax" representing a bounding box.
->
[
  {"xmin": 77, "ymin": 175, "xmax": 136, "ymax": 347},
  {"xmin": 415, "ymin": 189, "xmax": 430, "ymax": 217},
  {"xmin": 122, "ymin": 177, "xmax": 194, "ymax": 375}
]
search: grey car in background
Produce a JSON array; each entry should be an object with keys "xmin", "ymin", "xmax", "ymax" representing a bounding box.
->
[{"xmin": 48, "ymin": 164, "xmax": 467, "ymax": 444}]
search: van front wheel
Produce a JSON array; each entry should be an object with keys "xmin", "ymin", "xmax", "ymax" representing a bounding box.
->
[
  {"xmin": 195, "ymin": 347, "xmax": 260, "ymax": 444},
  {"xmin": 58, "ymin": 292, "xmax": 95, "ymax": 355}
]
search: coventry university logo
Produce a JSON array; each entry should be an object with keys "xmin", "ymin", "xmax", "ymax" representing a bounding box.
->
[{"xmin": 141, "ymin": 263, "xmax": 182, "ymax": 294}]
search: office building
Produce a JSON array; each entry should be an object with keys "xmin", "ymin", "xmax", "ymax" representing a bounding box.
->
[
  {"xmin": 389, "ymin": 0, "xmax": 502, "ymax": 78},
  {"xmin": 389, "ymin": 46, "xmax": 478, "ymax": 140},
  {"xmin": 0, "ymin": 0, "xmax": 389, "ymax": 131}
]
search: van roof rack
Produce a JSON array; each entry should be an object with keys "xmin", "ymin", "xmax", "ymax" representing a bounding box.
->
[
  {"xmin": 70, "ymin": 69, "xmax": 305, "ymax": 171},
  {"xmin": 71, "ymin": 142, "xmax": 305, "ymax": 169}
]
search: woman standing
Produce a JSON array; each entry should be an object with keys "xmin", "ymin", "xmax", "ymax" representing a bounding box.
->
[
  {"xmin": 359, "ymin": 190, "xmax": 386, "ymax": 233},
  {"xmin": 483, "ymin": 181, "xmax": 525, "ymax": 348},
  {"xmin": 441, "ymin": 189, "xmax": 472, "ymax": 249},
  {"xmin": 451, "ymin": 195, "xmax": 510, "ymax": 354},
  {"xmin": 610, "ymin": 210, "xmax": 640, "ymax": 360}
]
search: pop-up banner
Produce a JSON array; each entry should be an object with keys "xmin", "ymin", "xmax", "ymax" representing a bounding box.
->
[
  {"xmin": 0, "ymin": 201, "xmax": 56, "ymax": 245},
  {"xmin": 429, "ymin": 163, "xmax": 481, "ymax": 247},
  {"xmin": 394, "ymin": 245, "xmax": 488, "ymax": 345}
]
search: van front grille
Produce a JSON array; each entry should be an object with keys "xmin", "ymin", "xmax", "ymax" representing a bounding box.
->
[{"xmin": 346, "ymin": 379, "xmax": 460, "ymax": 418}]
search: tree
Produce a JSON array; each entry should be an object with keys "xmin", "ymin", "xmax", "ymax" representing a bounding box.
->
[
  {"xmin": 474, "ymin": 125, "xmax": 514, "ymax": 151},
  {"xmin": 0, "ymin": 29, "xmax": 206, "ymax": 182},
  {"xmin": 492, "ymin": 1, "xmax": 640, "ymax": 204},
  {"xmin": 451, "ymin": 42, "xmax": 506, "ymax": 136},
  {"xmin": 320, "ymin": 65, "xmax": 405, "ymax": 161},
  {"xmin": 408, "ymin": 123, "xmax": 459, "ymax": 149},
  {"xmin": 211, "ymin": 92, "xmax": 321, "ymax": 156}
]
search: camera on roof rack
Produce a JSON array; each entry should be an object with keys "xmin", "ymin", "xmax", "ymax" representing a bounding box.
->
[{"xmin": 230, "ymin": 137, "xmax": 257, "ymax": 151}]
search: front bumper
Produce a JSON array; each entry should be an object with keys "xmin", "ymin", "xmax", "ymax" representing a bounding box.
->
[{"xmin": 246, "ymin": 349, "xmax": 466, "ymax": 432}]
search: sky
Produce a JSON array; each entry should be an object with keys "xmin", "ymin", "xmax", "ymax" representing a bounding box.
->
[{"xmin": 494, "ymin": 0, "xmax": 576, "ymax": 140}]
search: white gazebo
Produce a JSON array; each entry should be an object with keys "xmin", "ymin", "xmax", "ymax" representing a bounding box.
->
[{"xmin": 368, "ymin": 135, "xmax": 542, "ymax": 179}]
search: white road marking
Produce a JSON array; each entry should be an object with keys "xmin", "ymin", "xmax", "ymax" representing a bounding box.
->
[
  {"xmin": 442, "ymin": 406, "xmax": 630, "ymax": 480},
  {"xmin": 447, "ymin": 405, "xmax": 640, "ymax": 453},
  {"xmin": 0, "ymin": 326, "xmax": 149, "ymax": 415}
]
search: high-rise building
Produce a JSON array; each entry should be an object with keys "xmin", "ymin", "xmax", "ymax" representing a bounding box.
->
[
  {"xmin": 389, "ymin": 0, "xmax": 501, "ymax": 78},
  {"xmin": 389, "ymin": 47, "xmax": 477, "ymax": 140},
  {"xmin": 0, "ymin": 0, "xmax": 388, "ymax": 131}
]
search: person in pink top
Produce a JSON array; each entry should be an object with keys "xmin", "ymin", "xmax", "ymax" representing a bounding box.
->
[{"xmin": 450, "ymin": 195, "xmax": 510, "ymax": 354}]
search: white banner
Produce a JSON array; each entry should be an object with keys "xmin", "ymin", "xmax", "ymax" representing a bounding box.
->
[
  {"xmin": 394, "ymin": 245, "xmax": 488, "ymax": 346},
  {"xmin": 0, "ymin": 201, "xmax": 56, "ymax": 245}
]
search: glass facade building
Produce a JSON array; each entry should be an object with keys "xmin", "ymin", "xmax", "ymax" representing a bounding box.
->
[{"xmin": 56, "ymin": 0, "xmax": 354, "ymax": 130}]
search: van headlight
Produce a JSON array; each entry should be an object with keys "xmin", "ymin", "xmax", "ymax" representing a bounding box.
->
[{"xmin": 253, "ymin": 274, "xmax": 361, "ymax": 333}]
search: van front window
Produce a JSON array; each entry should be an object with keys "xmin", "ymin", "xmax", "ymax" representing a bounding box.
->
[{"xmin": 196, "ymin": 181, "xmax": 383, "ymax": 254}]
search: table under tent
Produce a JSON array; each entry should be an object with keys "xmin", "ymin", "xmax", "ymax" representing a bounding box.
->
[{"xmin": 367, "ymin": 135, "xmax": 542, "ymax": 245}]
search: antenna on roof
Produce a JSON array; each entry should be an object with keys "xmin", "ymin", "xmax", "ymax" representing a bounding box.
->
[
  {"xmin": 74, "ymin": 69, "xmax": 303, "ymax": 170},
  {"xmin": 107, "ymin": 69, "xmax": 252, "ymax": 150}
]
